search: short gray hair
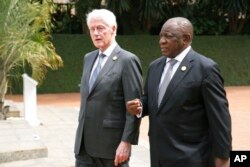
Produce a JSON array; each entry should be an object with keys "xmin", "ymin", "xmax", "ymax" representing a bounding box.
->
[{"xmin": 86, "ymin": 9, "xmax": 117, "ymax": 28}]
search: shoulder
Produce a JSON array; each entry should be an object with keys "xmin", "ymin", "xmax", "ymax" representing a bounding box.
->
[
  {"xmin": 117, "ymin": 47, "xmax": 140, "ymax": 63},
  {"xmin": 119, "ymin": 47, "xmax": 137, "ymax": 58},
  {"xmin": 189, "ymin": 49, "xmax": 218, "ymax": 69},
  {"xmin": 84, "ymin": 50, "xmax": 98, "ymax": 59},
  {"xmin": 149, "ymin": 56, "xmax": 165, "ymax": 68},
  {"xmin": 189, "ymin": 49, "xmax": 222, "ymax": 79}
]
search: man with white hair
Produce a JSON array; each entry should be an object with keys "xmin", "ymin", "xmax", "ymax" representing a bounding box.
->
[{"xmin": 74, "ymin": 9, "xmax": 143, "ymax": 167}]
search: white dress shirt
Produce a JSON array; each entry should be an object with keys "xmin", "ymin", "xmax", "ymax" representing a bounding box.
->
[{"xmin": 90, "ymin": 41, "xmax": 117, "ymax": 79}]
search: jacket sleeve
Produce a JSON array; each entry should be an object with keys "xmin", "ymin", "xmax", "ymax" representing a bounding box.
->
[
  {"xmin": 122, "ymin": 55, "xmax": 143, "ymax": 144},
  {"xmin": 202, "ymin": 63, "xmax": 232, "ymax": 158}
]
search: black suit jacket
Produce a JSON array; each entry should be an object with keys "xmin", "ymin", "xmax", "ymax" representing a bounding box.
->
[
  {"xmin": 74, "ymin": 45, "xmax": 142, "ymax": 159},
  {"xmin": 142, "ymin": 49, "xmax": 232, "ymax": 167}
]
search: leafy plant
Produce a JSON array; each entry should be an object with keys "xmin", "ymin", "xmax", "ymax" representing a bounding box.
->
[{"xmin": 0, "ymin": 0, "xmax": 63, "ymax": 114}]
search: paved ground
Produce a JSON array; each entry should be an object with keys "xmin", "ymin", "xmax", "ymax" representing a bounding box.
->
[
  {"xmin": 2, "ymin": 96, "xmax": 150, "ymax": 167},
  {"xmin": 2, "ymin": 86, "xmax": 250, "ymax": 166}
]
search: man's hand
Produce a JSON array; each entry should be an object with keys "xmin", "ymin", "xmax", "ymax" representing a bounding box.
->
[
  {"xmin": 126, "ymin": 99, "xmax": 142, "ymax": 115},
  {"xmin": 114, "ymin": 141, "xmax": 131, "ymax": 166}
]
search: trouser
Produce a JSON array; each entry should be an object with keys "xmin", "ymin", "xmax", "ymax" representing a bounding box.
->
[{"xmin": 75, "ymin": 149, "xmax": 129, "ymax": 167}]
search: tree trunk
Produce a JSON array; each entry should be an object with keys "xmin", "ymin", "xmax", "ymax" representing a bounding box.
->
[
  {"xmin": 0, "ymin": 69, "xmax": 8, "ymax": 120},
  {"xmin": 0, "ymin": 59, "xmax": 8, "ymax": 114},
  {"xmin": 0, "ymin": 80, "xmax": 7, "ymax": 105},
  {"xmin": 228, "ymin": 13, "xmax": 248, "ymax": 35},
  {"xmin": 81, "ymin": 18, "xmax": 88, "ymax": 34}
]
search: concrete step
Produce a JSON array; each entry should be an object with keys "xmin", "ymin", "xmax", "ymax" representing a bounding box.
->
[
  {"xmin": 0, "ymin": 119, "xmax": 47, "ymax": 164},
  {"xmin": 4, "ymin": 100, "xmax": 21, "ymax": 118}
]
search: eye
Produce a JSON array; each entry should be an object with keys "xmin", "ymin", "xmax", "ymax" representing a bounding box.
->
[
  {"xmin": 90, "ymin": 26, "xmax": 106, "ymax": 33},
  {"xmin": 96, "ymin": 26, "xmax": 105, "ymax": 32},
  {"xmin": 165, "ymin": 34, "xmax": 175, "ymax": 39},
  {"xmin": 160, "ymin": 33, "xmax": 175, "ymax": 40}
]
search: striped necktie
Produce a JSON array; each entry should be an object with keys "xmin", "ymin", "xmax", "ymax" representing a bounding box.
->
[
  {"xmin": 89, "ymin": 53, "xmax": 105, "ymax": 92},
  {"xmin": 158, "ymin": 59, "xmax": 177, "ymax": 106}
]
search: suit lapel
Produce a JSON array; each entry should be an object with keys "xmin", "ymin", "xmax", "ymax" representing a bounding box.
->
[
  {"xmin": 158, "ymin": 50, "xmax": 194, "ymax": 110},
  {"xmin": 89, "ymin": 45, "xmax": 121, "ymax": 94},
  {"xmin": 145, "ymin": 57, "xmax": 166, "ymax": 113},
  {"xmin": 152, "ymin": 57, "xmax": 166, "ymax": 107}
]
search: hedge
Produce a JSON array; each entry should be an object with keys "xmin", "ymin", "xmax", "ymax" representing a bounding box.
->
[{"xmin": 10, "ymin": 34, "xmax": 250, "ymax": 94}]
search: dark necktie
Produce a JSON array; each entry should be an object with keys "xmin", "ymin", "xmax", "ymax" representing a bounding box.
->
[
  {"xmin": 158, "ymin": 59, "xmax": 177, "ymax": 106},
  {"xmin": 89, "ymin": 53, "xmax": 105, "ymax": 92}
]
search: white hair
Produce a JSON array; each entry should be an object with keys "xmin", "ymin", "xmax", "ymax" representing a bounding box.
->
[{"xmin": 86, "ymin": 9, "xmax": 117, "ymax": 28}]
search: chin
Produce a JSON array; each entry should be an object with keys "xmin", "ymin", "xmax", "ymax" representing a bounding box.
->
[
  {"xmin": 94, "ymin": 44, "xmax": 103, "ymax": 49},
  {"xmin": 162, "ymin": 54, "xmax": 173, "ymax": 58},
  {"xmin": 161, "ymin": 52, "xmax": 168, "ymax": 57}
]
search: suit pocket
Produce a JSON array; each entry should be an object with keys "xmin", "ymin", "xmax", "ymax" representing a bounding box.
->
[{"xmin": 102, "ymin": 119, "xmax": 125, "ymax": 129}]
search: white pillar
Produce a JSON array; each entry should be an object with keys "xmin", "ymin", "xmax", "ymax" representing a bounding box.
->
[{"xmin": 22, "ymin": 73, "xmax": 40, "ymax": 126}]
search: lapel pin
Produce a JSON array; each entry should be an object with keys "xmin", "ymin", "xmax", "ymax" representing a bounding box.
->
[
  {"xmin": 181, "ymin": 66, "xmax": 187, "ymax": 71},
  {"xmin": 113, "ymin": 56, "xmax": 117, "ymax": 61}
]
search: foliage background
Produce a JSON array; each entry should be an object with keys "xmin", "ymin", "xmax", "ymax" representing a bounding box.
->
[
  {"xmin": 9, "ymin": 34, "xmax": 250, "ymax": 94},
  {"xmin": 0, "ymin": 0, "xmax": 63, "ymax": 101},
  {"xmin": 55, "ymin": 0, "xmax": 250, "ymax": 35}
]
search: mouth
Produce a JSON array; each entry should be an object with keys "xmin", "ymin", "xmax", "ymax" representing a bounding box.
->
[
  {"xmin": 160, "ymin": 47, "xmax": 168, "ymax": 52},
  {"xmin": 95, "ymin": 38, "xmax": 102, "ymax": 42}
]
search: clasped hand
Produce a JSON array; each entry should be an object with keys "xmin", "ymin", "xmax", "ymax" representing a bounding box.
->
[{"xmin": 126, "ymin": 98, "xmax": 142, "ymax": 115}]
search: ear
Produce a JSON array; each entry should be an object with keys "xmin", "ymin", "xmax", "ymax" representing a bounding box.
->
[
  {"xmin": 111, "ymin": 25, "xmax": 117, "ymax": 34},
  {"xmin": 182, "ymin": 33, "xmax": 191, "ymax": 44}
]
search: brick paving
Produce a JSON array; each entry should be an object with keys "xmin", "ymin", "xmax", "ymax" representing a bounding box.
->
[
  {"xmin": 225, "ymin": 86, "xmax": 250, "ymax": 150},
  {"xmin": 3, "ymin": 86, "xmax": 250, "ymax": 166},
  {"xmin": 5, "ymin": 86, "xmax": 250, "ymax": 149}
]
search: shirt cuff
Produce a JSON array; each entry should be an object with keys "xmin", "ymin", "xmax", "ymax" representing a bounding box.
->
[{"xmin": 136, "ymin": 101, "xmax": 143, "ymax": 118}]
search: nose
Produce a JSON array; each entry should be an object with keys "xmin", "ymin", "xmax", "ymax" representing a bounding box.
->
[
  {"xmin": 93, "ymin": 29, "xmax": 100, "ymax": 35},
  {"xmin": 159, "ymin": 36, "xmax": 166, "ymax": 44}
]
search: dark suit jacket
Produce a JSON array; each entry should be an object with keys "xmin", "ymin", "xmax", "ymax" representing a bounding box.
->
[
  {"xmin": 141, "ymin": 49, "xmax": 232, "ymax": 167},
  {"xmin": 74, "ymin": 45, "xmax": 142, "ymax": 159}
]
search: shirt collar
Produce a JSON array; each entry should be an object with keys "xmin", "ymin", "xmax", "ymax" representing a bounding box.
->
[
  {"xmin": 166, "ymin": 46, "xmax": 191, "ymax": 63},
  {"xmin": 99, "ymin": 41, "xmax": 117, "ymax": 57}
]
